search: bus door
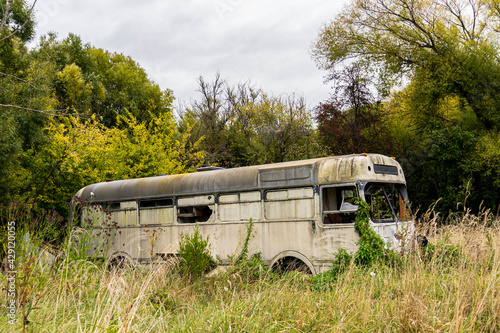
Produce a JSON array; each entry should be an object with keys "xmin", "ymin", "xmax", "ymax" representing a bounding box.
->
[{"xmin": 314, "ymin": 184, "xmax": 361, "ymax": 267}]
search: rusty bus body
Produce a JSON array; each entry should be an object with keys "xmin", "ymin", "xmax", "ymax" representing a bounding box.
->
[{"xmin": 71, "ymin": 153, "xmax": 413, "ymax": 274}]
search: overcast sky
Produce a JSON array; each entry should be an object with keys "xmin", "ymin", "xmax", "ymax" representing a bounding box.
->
[{"xmin": 31, "ymin": 0, "xmax": 347, "ymax": 110}]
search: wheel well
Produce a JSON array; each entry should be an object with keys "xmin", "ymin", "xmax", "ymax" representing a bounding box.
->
[
  {"xmin": 106, "ymin": 252, "xmax": 136, "ymax": 269},
  {"xmin": 270, "ymin": 252, "xmax": 315, "ymax": 274}
]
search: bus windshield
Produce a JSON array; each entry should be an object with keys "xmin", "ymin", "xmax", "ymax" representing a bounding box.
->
[{"xmin": 364, "ymin": 183, "xmax": 412, "ymax": 223}]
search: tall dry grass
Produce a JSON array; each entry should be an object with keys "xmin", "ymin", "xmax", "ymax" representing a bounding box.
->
[{"xmin": 1, "ymin": 209, "xmax": 500, "ymax": 332}]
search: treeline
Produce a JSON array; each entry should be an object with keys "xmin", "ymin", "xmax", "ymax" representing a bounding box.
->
[
  {"xmin": 313, "ymin": 0, "xmax": 500, "ymax": 214},
  {"xmin": 1, "ymin": 0, "xmax": 500, "ymax": 220}
]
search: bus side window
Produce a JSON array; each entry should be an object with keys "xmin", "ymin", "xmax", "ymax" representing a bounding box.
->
[
  {"xmin": 219, "ymin": 191, "xmax": 262, "ymax": 222},
  {"xmin": 81, "ymin": 203, "xmax": 105, "ymax": 228},
  {"xmin": 322, "ymin": 186, "xmax": 358, "ymax": 224},
  {"xmin": 139, "ymin": 199, "xmax": 172, "ymax": 226},
  {"xmin": 264, "ymin": 187, "xmax": 314, "ymax": 220},
  {"xmin": 177, "ymin": 195, "xmax": 215, "ymax": 224}
]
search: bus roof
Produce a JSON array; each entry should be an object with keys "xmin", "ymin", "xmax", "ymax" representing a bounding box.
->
[{"xmin": 75, "ymin": 154, "xmax": 405, "ymax": 203}]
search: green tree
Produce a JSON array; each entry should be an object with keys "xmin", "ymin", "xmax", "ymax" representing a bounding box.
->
[
  {"xmin": 0, "ymin": 1, "xmax": 51, "ymax": 204},
  {"xmin": 313, "ymin": 0, "xmax": 500, "ymax": 130},
  {"xmin": 18, "ymin": 113, "xmax": 204, "ymax": 216},
  {"xmin": 249, "ymin": 92, "xmax": 325, "ymax": 164},
  {"xmin": 181, "ymin": 74, "xmax": 325, "ymax": 168},
  {"xmin": 0, "ymin": 30, "xmax": 181, "ymax": 209},
  {"xmin": 0, "ymin": 0, "xmax": 35, "ymax": 44},
  {"xmin": 30, "ymin": 33, "xmax": 174, "ymax": 126}
]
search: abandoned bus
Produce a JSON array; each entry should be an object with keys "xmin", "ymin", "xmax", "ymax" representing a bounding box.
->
[{"xmin": 71, "ymin": 153, "xmax": 413, "ymax": 274}]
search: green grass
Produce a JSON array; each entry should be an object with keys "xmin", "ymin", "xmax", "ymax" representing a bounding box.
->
[{"xmin": 1, "ymin": 209, "xmax": 500, "ymax": 332}]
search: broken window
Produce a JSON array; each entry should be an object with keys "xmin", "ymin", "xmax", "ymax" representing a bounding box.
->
[
  {"xmin": 322, "ymin": 186, "xmax": 358, "ymax": 224},
  {"xmin": 177, "ymin": 195, "xmax": 214, "ymax": 224},
  {"xmin": 364, "ymin": 184, "xmax": 412, "ymax": 223}
]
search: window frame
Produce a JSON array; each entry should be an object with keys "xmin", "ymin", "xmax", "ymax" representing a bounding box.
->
[
  {"xmin": 139, "ymin": 198, "xmax": 174, "ymax": 210},
  {"xmin": 217, "ymin": 191, "xmax": 262, "ymax": 223},
  {"xmin": 263, "ymin": 186, "xmax": 315, "ymax": 221},
  {"xmin": 264, "ymin": 187, "xmax": 314, "ymax": 202},
  {"xmin": 176, "ymin": 194, "xmax": 215, "ymax": 224},
  {"xmin": 362, "ymin": 182, "xmax": 413, "ymax": 224},
  {"xmin": 137, "ymin": 198, "xmax": 174, "ymax": 226},
  {"xmin": 320, "ymin": 183, "xmax": 359, "ymax": 226}
]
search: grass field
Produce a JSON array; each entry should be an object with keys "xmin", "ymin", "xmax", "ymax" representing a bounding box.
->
[{"xmin": 1, "ymin": 208, "xmax": 500, "ymax": 332}]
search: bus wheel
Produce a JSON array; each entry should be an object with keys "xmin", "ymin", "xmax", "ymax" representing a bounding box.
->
[
  {"xmin": 272, "ymin": 257, "xmax": 312, "ymax": 274},
  {"xmin": 106, "ymin": 255, "xmax": 135, "ymax": 271}
]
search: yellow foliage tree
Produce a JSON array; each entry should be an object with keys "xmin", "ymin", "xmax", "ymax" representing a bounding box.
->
[{"xmin": 22, "ymin": 112, "xmax": 205, "ymax": 215}]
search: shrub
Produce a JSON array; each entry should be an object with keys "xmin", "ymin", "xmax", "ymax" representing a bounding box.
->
[{"xmin": 178, "ymin": 225, "xmax": 216, "ymax": 279}]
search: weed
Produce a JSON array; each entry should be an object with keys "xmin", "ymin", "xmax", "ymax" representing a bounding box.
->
[
  {"xmin": 144, "ymin": 226, "xmax": 164, "ymax": 268},
  {"xmin": 1, "ymin": 201, "xmax": 499, "ymax": 332},
  {"xmin": 310, "ymin": 248, "xmax": 353, "ymax": 288},
  {"xmin": 313, "ymin": 197, "xmax": 400, "ymax": 289},
  {"xmin": 419, "ymin": 242, "xmax": 465, "ymax": 267},
  {"xmin": 235, "ymin": 218, "xmax": 254, "ymax": 264},
  {"xmin": 177, "ymin": 225, "xmax": 216, "ymax": 280},
  {"xmin": 353, "ymin": 197, "xmax": 392, "ymax": 266}
]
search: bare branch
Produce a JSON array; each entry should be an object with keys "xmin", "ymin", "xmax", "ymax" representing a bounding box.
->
[
  {"xmin": 0, "ymin": 71, "xmax": 46, "ymax": 91},
  {"xmin": 443, "ymin": 0, "xmax": 474, "ymax": 40},
  {"xmin": 0, "ymin": 104, "xmax": 84, "ymax": 117},
  {"xmin": 0, "ymin": 0, "xmax": 37, "ymax": 43},
  {"xmin": 0, "ymin": 0, "xmax": 13, "ymax": 32},
  {"xmin": 379, "ymin": 0, "xmax": 437, "ymax": 51}
]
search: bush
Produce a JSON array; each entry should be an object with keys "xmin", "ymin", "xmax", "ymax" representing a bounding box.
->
[
  {"xmin": 311, "ymin": 248, "xmax": 354, "ymax": 289},
  {"xmin": 178, "ymin": 225, "xmax": 216, "ymax": 279}
]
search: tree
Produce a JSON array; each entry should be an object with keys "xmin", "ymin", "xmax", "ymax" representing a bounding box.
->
[
  {"xmin": 0, "ymin": 0, "xmax": 35, "ymax": 43},
  {"xmin": 315, "ymin": 63, "xmax": 398, "ymax": 155},
  {"xmin": 0, "ymin": 1, "xmax": 51, "ymax": 204},
  {"xmin": 250, "ymin": 92, "xmax": 324, "ymax": 164},
  {"xmin": 180, "ymin": 74, "xmax": 326, "ymax": 168},
  {"xmin": 30, "ymin": 33, "xmax": 174, "ymax": 126},
  {"xmin": 313, "ymin": 0, "xmax": 500, "ymax": 213},
  {"xmin": 313, "ymin": 0, "xmax": 500, "ymax": 130},
  {"xmin": 0, "ymin": 29, "xmax": 179, "ymax": 210},
  {"xmin": 17, "ymin": 113, "xmax": 204, "ymax": 216}
]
